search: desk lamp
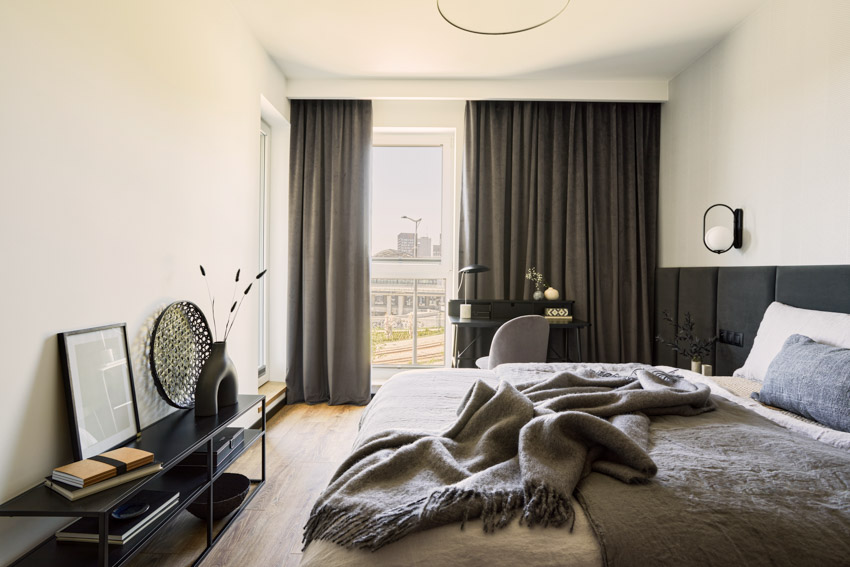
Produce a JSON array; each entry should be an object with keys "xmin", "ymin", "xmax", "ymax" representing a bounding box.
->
[{"xmin": 457, "ymin": 264, "xmax": 489, "ymax": 319}]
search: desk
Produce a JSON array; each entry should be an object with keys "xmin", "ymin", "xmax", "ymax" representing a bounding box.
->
[{"xmin": 447, "ymin": 300, "xmax": 590, "ymax": 368}]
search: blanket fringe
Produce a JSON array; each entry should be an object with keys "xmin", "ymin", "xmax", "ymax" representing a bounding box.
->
[
  {"xmin": 304, "ymin": 484, "xmax": 574, "ymax": 551},
  {"xmin": 303, "ymin": 496, "xmax": 428, "ymax": 552},
  {"xmin": 520, "ymin": 483, "xmax": 575, "ymax": 531}
]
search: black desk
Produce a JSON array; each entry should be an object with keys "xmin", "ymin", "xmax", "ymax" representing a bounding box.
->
[{"xmin": 448, "ymin": 300, "xmax": 590, "ymax": 367}]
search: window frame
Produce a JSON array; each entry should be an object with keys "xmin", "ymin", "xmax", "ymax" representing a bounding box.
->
[
  {"xmin": 370, "ymin": 129, "xmax": 455, "ymax": 371},
  {"xmin": 258, "ymin": 119, "xmax": 271, "ymax": 383}
]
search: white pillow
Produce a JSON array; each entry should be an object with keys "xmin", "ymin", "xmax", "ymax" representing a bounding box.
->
[{"xmin": 733, "ymin": 302, "xmax": 850, "ymax": 381}]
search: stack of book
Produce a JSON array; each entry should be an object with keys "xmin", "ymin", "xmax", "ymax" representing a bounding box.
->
[
  {"xmin": 46, "ymin": 447, "xmax": 161, "ymax": 501},
  {"xmin": 56, "ymin": 490, "xmax": 180, "ymax": 545}
]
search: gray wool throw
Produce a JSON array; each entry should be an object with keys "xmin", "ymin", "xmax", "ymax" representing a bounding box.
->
[{"xmin": 303, "ymin": 369, "xmax": 715, "ymax": 551}]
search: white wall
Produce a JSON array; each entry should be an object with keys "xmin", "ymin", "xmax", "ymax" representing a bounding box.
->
[
  {"xmin": 290, "ymin": 78, "xmax": 668, "ymax": 102},
  {"xmin": 659, "ymin": 0, "xmax": 850, "ymax": 267},
  {"xmin": 0, "ymin": 1, "xmax": 287, "ymax": 562}
]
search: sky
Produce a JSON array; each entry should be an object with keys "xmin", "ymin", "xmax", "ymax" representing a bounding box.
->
[{"xmin": 371, "ymin": 146, "xmax": 443, "ymax": 255}]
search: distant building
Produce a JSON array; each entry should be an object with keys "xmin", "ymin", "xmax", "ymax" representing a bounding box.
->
[
  {"xmin": 397, "ymin": 232, "xmax": 432, "ymax": 257},
  {"xmin": 374, "ymin": 248, "xmax": 411, "ymax": 259},
  {"xmin": 397, "ymin": 232, "xmax": 415, "ymax": 257},
  {"xmin": 417, "ymin": 236, "xmax": 432, "ymax": 257},
  {"xmin": 432, "ymin": 243, "xmax": 441, "ymax": 257}
]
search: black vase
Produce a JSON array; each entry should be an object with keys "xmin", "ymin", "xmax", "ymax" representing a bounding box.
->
[{"xmin": 195, "ymin": 341, "xmax": 238, "ymax": 417}]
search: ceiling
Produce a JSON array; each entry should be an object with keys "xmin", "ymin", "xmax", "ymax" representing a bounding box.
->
[{"xmin": 232, "ymin": 0, "xmax": 767, "ymax": 81}]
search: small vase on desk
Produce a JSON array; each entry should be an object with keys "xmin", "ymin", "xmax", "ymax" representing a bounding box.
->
[
  {"xmin": 195, "ymin": 341, "xmax": 238, "ymax": 417},
  {"xmin": 533, "ymin": 290, "xmax": 544, "ymax": 300},
  {"xmin": 690, "ymin": 359, "xmax": 702, "ymax": 373}
]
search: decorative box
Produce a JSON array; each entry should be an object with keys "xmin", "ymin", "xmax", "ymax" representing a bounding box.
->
[
  {"xmin": 180, "ymin": 427, "xmax": 245, "ymax": 467},
  {"xmin": 544, "ymin": 307, "xmax": 570, "ymax": 317}
]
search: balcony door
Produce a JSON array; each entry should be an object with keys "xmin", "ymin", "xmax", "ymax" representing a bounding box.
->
[{"xmin": 370, "ymin": 130, "xmax": 454, "ymax": 372}]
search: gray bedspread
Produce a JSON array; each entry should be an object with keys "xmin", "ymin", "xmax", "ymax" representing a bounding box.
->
[
  {"xmin": 576, "ymin": 396, "xmax": 850, "ymax": 567},
  {"xmin": 301, "ymin": 364, "xmax": 850, "ymax": 567},
  {"xmin": 304, "ymin": 367, "xmax": 716, "ymax": 551}
]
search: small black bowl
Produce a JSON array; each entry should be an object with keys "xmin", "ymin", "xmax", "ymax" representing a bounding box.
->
[{"xmin": 188, "ymin": 473, "xmax": 250, "ymax": 521}]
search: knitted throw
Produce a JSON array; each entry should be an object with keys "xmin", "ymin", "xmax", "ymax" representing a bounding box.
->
[{"xmin": 303, "ymin": 369, "xmax": 715, "ymax": 551}]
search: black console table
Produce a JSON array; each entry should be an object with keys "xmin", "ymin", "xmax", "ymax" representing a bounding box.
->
[
  {"xmin": 448, "ymin": 299, "xmax": 590, "ymax": 367},
  {"xmin": 0, "ymin": 394, "xmax": 266, "ymax": 567}
]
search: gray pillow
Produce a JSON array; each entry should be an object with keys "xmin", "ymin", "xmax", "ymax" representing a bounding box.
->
[{"xmin": 752, "ymin": 334, "xmax": 850, "ymax": 433}]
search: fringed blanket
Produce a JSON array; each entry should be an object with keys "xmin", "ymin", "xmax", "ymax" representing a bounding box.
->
[{"xmin": 303, "ymin": 368, "xmax": 715, "ymax": 551}]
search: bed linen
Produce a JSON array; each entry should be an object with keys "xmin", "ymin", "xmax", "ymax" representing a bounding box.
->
[
  {"xmin": 301, "ymin": 364, "xmax": 850, "ymax": 567},
  {"xmin": 683, "ymin": 369, "xmax": 850, "ymax": 450}
]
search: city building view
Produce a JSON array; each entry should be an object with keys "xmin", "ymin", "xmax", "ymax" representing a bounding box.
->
[
  {"xmin": 371, "ymin": 143, "xmax": 447, "ymax": 367},
  {"xmin": 396, "ymin": 233, "xmax": 436, "ymax": 258}
]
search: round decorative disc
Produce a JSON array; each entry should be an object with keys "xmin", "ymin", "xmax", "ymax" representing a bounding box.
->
[{"xmin": 150, "ymin": 301, "xmax": 212, "ymax": 408}]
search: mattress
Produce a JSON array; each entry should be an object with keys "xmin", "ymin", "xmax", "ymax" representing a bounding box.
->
[{"xmin": 301, "ymin": 363, "xmax": 850, "ymax": 566}]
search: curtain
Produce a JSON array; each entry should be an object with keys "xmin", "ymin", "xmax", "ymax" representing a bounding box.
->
[
  {"xmin": 460, "ymin": 101, "xmax": 660, "ymax": 363},
  {"xmin": 286, "ymin": 100, "xmax": 372, "ymax": 405}
]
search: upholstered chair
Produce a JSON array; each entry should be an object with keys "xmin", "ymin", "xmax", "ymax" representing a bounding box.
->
[{"xmin": 475, "ymin": 315, "xmax": 550, "ymax": 369}]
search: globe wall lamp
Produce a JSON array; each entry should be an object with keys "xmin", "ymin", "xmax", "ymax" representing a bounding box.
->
[{"xmin": 703, "ymin": 204, "xmax": 743, "ymax": 254}]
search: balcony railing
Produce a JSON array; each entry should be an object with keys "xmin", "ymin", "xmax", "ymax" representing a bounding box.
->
[{"xmin": 370, "ymin": 278, "xmax": 445, "ymax": 366}]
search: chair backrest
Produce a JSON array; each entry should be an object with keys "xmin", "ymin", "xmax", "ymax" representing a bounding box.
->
[{"xmin": 488, "ymin": 315, "xmax": 550, "ymax": 368}]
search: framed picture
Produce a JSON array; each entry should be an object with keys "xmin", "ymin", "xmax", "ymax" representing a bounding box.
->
[{"xmin": 58, "ymin": 323, "xmax": 141, "ymax": 461}]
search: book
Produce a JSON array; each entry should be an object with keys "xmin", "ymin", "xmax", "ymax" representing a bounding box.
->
[
  {"xmin": 56, "ymin": 490, "xmax": 179, "ymax": 545},
  {"xmin": 45, "ymin": 462, "xmax": 162, "ymax": 501},
  {"xmin": 53, "ymin": 447, "xmax": 154, "ymax": 488},
  {"xmin": 545, "ymin": 315, "xmax": 574, "ymax": 323}
]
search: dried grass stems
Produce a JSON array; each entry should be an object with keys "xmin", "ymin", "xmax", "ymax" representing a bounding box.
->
[
  {"xmin": 655, "ymin": 311, "xmax": 717, "ymax": 362},
  {"xmin": 199, "ymin": 265, "xmax": 267, "ymax": 342}
]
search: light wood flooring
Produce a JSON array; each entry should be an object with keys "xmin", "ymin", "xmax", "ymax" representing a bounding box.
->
[{"xmin": 126, "ymin": 402, "xmax": 365, "ymax": 567}]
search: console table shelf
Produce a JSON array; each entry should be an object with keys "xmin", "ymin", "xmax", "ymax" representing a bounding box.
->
[{"xmin": 0, "ymin": 394, "xmax": 266, "ymax": 567}]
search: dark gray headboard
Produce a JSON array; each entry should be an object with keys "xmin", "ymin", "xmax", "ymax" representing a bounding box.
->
[{"xmin": 653, "ymin": 265, "xmax": 850, "ymax": 375}]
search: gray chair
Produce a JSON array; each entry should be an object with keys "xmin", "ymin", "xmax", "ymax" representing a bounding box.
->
[{"xmin": 475, "ymin": 315, "xmax": 550, "ymax": 369}]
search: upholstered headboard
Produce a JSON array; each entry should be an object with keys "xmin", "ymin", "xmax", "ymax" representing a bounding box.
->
[{"xmin": 653, "ymin": 265, "xmax": 850, "ymax": 375}]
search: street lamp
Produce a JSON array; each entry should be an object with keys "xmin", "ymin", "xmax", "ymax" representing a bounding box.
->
[{"xmin": 401, "ymin": 215, "xmax": 422, "ymax": 258}]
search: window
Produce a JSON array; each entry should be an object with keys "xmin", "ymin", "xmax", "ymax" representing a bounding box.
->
[
  {"xmin": 371, "ymin": 130, "xmax": 454, "ymax": 368},
  {"xmin": 258, "ymin": 120, "xmax": 271, "ymax": 384}
]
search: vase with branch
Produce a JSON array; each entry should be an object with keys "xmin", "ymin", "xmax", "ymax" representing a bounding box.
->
[
  {"xmin": 526, "ymin": 267, "xmax": 547, "ymax": 300},
  {"xmin": 195, "ymin": 265, "xmax": 267, "ymax": 417},
  {"xmin": 655, "ymin": 311, "xmax": 717, "ymax": 373}
]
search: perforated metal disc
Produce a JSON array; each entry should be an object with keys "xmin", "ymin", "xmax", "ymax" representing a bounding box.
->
[{"xmin": 150, "ymin": 301, "xmax": 212, "ymax": 408}]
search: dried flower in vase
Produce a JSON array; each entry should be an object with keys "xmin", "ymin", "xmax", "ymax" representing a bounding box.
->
[
  {"xmin": 525, "ymin": 267, "xmax": 547, "ymax": 291},
  {"xmin": 199, "ymin": 265, "xmax": 267, "ymax": 341}
]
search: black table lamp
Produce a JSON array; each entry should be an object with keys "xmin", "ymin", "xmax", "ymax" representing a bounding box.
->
[{"xmin": 457, "ymin": 264, "xmax": 489, "ymax": 319}]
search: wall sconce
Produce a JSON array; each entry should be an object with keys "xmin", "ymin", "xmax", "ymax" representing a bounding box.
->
[
  {"xmin": 703, "ymin": 204, "xmax": 743, "ymax": 254},
  {"xmin": 457, "ymin": 264, "xmax": 489, "ymax": 319}
]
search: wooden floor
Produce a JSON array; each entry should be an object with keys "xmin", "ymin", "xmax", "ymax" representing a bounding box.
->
[{"xmin": 127, "ymin": 402, "xmax": 365, "ymax": 567}]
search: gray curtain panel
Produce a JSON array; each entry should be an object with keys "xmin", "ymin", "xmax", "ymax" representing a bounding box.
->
[
  {"xmin": 460, "ymin": 101, "xmax": 660, "ymax": 363},
  {"xmin": 286, "ymin": 99, "xmax": 372, "ymax": 405}
]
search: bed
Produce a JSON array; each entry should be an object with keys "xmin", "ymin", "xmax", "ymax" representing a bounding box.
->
[{"xmin": 301, "ymin": 266, "xmax": 850, "ymax": 566}]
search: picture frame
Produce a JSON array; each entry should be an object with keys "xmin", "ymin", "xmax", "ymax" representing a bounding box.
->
[{"xmin": 58, "ymin": 323, "xmax": 142, "ymax": 461}]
